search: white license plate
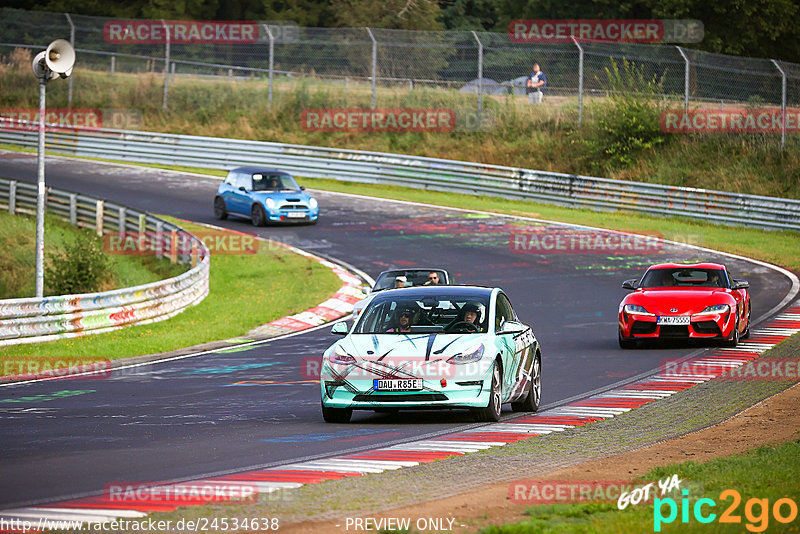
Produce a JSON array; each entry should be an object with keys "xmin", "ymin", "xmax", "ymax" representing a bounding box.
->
[
  {"xmin": 286, "ymin": 211, "xmax": 306, "ymax": 218},
  {"xmin": 657, "ymin": 316, "xmax": 691, "ymax": 325},
  {"xmin": 373, "ymin": 379, "xmax": 422, "ymax": 391}
]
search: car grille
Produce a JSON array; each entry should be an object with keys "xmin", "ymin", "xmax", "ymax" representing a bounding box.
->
[
  {"xmin": 280, "ymin": 204, "xmax": 308, "ymax": 210},
  {"xmin": 692, "ymin": 320, "xmax": 721, "ymax": 335},
  {"xmin": 353, "ymin": 393, "xmax": 448, "ymax": 402},
  {"xmin": 659, "ymin": 325, "xmax": 690, "ymax": 338},
  {"xmin": 631, "ymin": 321, "xmax": 657, "ymax": 335}
]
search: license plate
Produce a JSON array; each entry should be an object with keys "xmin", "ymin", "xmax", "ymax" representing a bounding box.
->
[
  {"xmin": 373, "ymin": 379, "xmax": 422, "ymax": 391},
  {"xmin": 657, "ymin": 316, "xmax": 691, "ymax": 325},
  {"xmin": 287, "ymin": 211, "xmax": 306, "ymax": 218}
]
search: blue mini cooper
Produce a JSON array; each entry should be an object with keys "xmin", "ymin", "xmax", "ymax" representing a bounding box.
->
[{"xmin": 214, "ymin": 167, "xmax": 319, "ymax": 226}]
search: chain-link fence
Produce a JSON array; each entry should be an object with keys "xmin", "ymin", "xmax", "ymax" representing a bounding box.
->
[{"xmin": 0, "ymin": 7, "xmax": 796, "ymax": 146}]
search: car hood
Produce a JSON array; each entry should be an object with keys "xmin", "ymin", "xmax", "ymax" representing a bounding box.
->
[
  {"xmin": 335, "ymin": 333, "xmax": 489, "ymax": 363},
  {"xmin": 251, "ymin": 190, "xmax": 313, "ymax": 202},
  {"xmin": 624, "ymin": 288, "xmax": 734, "ymax": 315}
]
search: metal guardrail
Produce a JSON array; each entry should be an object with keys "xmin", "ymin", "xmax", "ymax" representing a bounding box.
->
[
  {"xmin": 1, "ymin": 124, "xmax": 799, "ymax": 231},
  {"xmin": 0, "ymin": 177, "xmax": 210, "ymax": 346}
]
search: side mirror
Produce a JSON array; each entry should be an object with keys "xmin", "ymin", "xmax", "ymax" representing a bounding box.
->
[
  {"xmin": 300, "ymin": 186, "xmax": 306, "ymax": 191},
  {"xmin": 732, "ymin": 279, "xmax": 750, "ymax": 290},
  {"xmin": 238, "ymin": 186, "xmax": 247, "ymax": 192},
  {"xmin": 622, "ymin": 279, "xmax": 637, "ymax": 290},
  {"xmin": 497, "ymin": 320, "xmax": 527, "ymax": 335},
  {"xmin": 330, "ymin": 322, "xmax": 348, "ymax": 335}
]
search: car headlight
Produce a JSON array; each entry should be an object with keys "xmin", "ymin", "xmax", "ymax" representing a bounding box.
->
[
  {"xmin": 329, "ymin": 344, "xmax": 356, "ymax": 365},
  {"xmin": 265, "ymin": 198, "xmax": 276, "ymax": 209},
  {"xmin": 699, "ymin": 304, "xmax": 730, "ymax": 314},
  {"xmin": 448, "ymin": 343, "xmax": 484, "ymax": 364},
  {"xmin": 624, "ymin": 304, "xmax": 653, "ymax": 315},
  {"xmin": 309, "ymin": 197, "xmax": 318, "ymax": 209}
]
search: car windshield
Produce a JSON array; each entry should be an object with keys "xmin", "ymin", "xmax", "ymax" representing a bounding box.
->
[
  {"xmin": 354, "ymin": 293, "xmax": 489, "ymax": 334},
  {"xmin": 373, "ymin": 270, "xmax": 447, "ymax": 291},
  {"xmin": 252, "ymin": 173, "xmax": 300, "ymax": 191},
  {"xmin": 640, "ymin": 268, "xmax": 728, "ymax": 288}
]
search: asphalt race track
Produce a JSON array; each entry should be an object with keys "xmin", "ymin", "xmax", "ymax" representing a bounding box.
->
[{"xmin": 0, "ymin": 151, "xmax": 794, "ymax": 508}]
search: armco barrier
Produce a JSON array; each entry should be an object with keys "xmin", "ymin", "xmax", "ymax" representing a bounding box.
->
[
  {"xmin": 1, "ymin": 124, "xmax": 799, "ymax": 231},
  {"xmin": 0, "ymin": 177, "xmax": 210, "ymax": 346}
]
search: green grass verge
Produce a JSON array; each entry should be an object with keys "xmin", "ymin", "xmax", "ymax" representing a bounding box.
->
[
  {"xmin": 0, "ymin": 217, "xmax": 342, "ymax": 364},
  {"xmin": 482, "ymin": 435, "xmax": 800, "ymax": 534},
  {"xmin": 0, "ymin": 210, "xmax": 183, "ymax": 299}
]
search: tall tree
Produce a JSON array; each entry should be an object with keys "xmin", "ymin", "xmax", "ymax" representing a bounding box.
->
[
  {"xmin": 331, "ymin": 0, "xmax": 443, "ymax": 30},
  {"xmin": 437, "ymin": 0, "xmax": 498, "ymax": 31}
]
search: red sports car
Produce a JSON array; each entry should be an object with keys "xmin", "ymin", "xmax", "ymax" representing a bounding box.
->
[{"xmin": 618, "ymin": 263, "xmax": 751, "ymax": 349}]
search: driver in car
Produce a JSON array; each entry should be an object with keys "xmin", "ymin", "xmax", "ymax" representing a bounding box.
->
[
  {"xmin": 387, "ymin": 306, "xmax": 415, "ymax": 333},
  {"xmin": 448, "ymin": 302, "xmax": 484, "ymax": 332}
]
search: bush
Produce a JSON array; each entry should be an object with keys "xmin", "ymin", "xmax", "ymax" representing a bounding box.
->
[
  {"xmin": 583, "ymin": 59, "xmax": 669, "ymax": 171},
  {"xmin": 45, "ymin": 232, "xmax": 111, "ymax": 295}
]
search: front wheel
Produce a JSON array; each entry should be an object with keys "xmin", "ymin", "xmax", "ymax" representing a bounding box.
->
[
  {"xmin": 473, "ymin": 362, "xmax": 502, "ymax": 422},
  {"xmin": 618, "ymin": 330, "xmax": 636, "ymax": 349},
  {"xmin": 511, "ymin": 353, "xmax": 541, "ymax": 412},
  {"xmin": 321, "ymin": 402, "xmax": 352, "ymax": 423},
  {"xmin": 213, "ymin": 197, "xmax": 228, "ymax": 220},
  {"xmin": 742, "ymin": 307, "xmax": 751, "ymax": 339},
  {"xmin": 724, "ymin": 317, "xmax": 740, "ymax": 348},
  {"xmin": 251, "ymin": 204, "xmax": 266, "ymax": 227}
]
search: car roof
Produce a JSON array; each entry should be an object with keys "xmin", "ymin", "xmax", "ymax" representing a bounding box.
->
[
  {"xmin": 229, "ymin": 167, "xmax": 292, "ymax": 175},
  {"xmin": 647, "ymin": 262, "xmax": 726, "ymax": 270},
  {"xmin": 373, "ymin": 285, "xmax": 496, "ymax": 299}
]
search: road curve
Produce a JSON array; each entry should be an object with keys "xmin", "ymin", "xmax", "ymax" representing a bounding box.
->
[{"xmin": 0, "ymin": 152, "xmax": 794, "ymax": 508}]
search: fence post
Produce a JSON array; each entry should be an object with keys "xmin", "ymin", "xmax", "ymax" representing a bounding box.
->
[
  {"xmin": 676, "ymin": 46, "xmax": 690, "ymax": 112},
  {"xmin": 572, "ymin": 36, "xmax": 584, "ymax": 125},
  {"xmin": 110, "ymin": 55, "xmax": 115, "ymax": 76},
  {"xmin": 471, "ymin": 31, "xmax": 483, "ymax": 113},
  {"xmin": 365, "ymin": 27, "xmax": 377, "ymax": 109},
  {"xmin": 263, "ymin": 24, "xmax": 274, "ymax": 106},
  {"xmin": 170, "ymin": 229, "xmax": 178, "ymax": 263},
  {"xmin": 64, "ymin": 13, "xmax": 75, "ymax": 107},
  {"xmin": 8, "ymin": 181, "xmax": 16, "ymax": 215},
  {"xmin": 771, "ymin": 59, "xmax": 787, "ymax": 150},
  {"xmin": 69, "ymin": 193, "xmax": 77, "ymax": 225},
  {"xmin": 96, "ymin": 200, "xmax": 104, "ymax": 236},
  {"xmin": 118, "ymin": 206, "xmax": 126, "ymax": 239},
  {"xmin": 138, "ymin": 213, "xmax": 146, "ymax": 253},
  {"xmin": 161, "ymin": 19, "xmax": 170, "ymax": 111},
  {"xmin": 155, "ymin": 220, "xmax": 164, "ymax": 259}
]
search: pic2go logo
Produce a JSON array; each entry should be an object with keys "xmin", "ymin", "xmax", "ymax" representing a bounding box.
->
[{"xmin": 654, "ymin": 489, "xmax": 798, "ymax": 532}]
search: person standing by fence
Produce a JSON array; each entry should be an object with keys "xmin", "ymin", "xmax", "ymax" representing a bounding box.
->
[{"xmin": 526, "ymin": 63, "xmax": 547, "ymax": 104}]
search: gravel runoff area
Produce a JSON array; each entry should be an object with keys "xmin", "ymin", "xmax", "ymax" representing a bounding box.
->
[{"xmin": 235, "ymin": 332, "xmax": 800, "ymax": 527}]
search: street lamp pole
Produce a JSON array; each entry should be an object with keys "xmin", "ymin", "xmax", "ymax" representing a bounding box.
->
[
  {"xmin": 31, "ymin": 39, "xmax": 75, "ymax": 298},
  {"xmin": 35, "ymin": 75, "xmax": 47, "ymax": 297}
]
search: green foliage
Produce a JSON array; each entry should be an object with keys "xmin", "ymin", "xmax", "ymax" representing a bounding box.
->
[
  {"xmin": 331, "ymin": 0, "xmax": 443, "ymax": 30},
  {"xmin": 582, "ymin": 59, "xmax": 669, "ymax": 171},
  {"xmin": 45, "ymin": 231, "xmax": 111, "ymax": 295}
]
